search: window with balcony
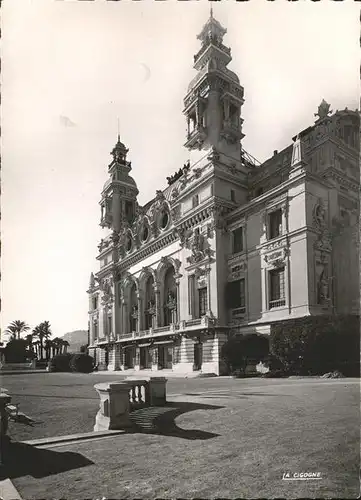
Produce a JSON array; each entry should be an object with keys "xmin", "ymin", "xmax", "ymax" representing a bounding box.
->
[
  {"xmin": 232, "ymin": 227, "xmax": 244, "ymax": 254},
  {"xmin": 268, "ymin": 209, "xmax": 282, "ymax": 240},
  {"xmin": 198, "ymin": 287, "xmax": 208, "ymax": 317},
  {"xmin": 269, "ymin": 267, "xmax": 286, "ymax": 309}
]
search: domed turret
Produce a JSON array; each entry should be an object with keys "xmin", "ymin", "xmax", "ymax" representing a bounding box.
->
[{"xmin": 99, "ymin": 135, "xmax": 139, "ymax": 232}]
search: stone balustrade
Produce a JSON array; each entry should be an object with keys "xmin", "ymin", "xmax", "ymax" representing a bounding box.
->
[
  {"xmin": 93, "ymin": 377, "xmax": 167, "ymax": 432},
  {"xmin": 0, "ymin": 361, "xmax": 36, "ymax": 371}
]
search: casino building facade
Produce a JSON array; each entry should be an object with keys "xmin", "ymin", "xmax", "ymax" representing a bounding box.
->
[{"xmin": 87, "ymin": 12, "xmax": 359, "ymax": 374}]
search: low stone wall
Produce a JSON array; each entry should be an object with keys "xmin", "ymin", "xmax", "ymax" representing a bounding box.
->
[
  {"xmin": 93, "ymin": 377, "xmax": 167, "ymax": 432},
  {"xmin": 0, "ymin": 361, "xmax": 36, "ymax": 371}
]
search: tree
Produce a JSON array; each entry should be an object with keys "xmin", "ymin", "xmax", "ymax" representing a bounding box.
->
[
  {"xmin": 44, "ymin": 339, "xmax": 54, "ymax": 361},
  {"xmin": 5, "ymin": 321, "xmax": 30, "ymax": 340},
  {"xmin": 32, "ymin": 321, "xmax": 52, "ymax": 361},
  {"xmin": 51, "ymin": 337, "xmax": 62, "ymax": 356},
  {"xmin": 62, "ymin": 340, "xmax": 70, "ymax": 354}
]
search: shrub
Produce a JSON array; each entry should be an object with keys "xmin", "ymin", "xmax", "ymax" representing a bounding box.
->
[
  {"xmin": 69, "ymin": 353, "xmax": 94, "ymax": 373},
  {"xmin": 270, "ymin": 314, "xmax": 360, "ymax": 376},
  {"xmin": 222, "ymin": 333, "xmax": 269, "ymax": 376},
  {"xmin": 4, "ymin": 339, "xmax": 28, "ymax": 363},
  {"xmin": 48, "ymin": 353, "xmax": 72, "ymax": 372}
]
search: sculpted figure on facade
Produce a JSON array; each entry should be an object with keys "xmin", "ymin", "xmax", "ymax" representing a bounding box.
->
[
  {"xmin": 314, "ymin": 99, "xmax": 332, "ymax": 121},
  {"xmin": 101, "ymin": 279, "xmax": 114, "ymax": 305},
  {"xmin": 317, "ymin": 268, "xmax": 330, "ymax": 305}
]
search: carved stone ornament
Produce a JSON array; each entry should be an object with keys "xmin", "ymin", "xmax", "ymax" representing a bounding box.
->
[
  {"xmin": 317, "ymin": 266, "xmax": 330, "ymax": 305},
  {"xmin": 155, "ymin": 190, "xmax": 165, "ymax": 203},
  {"xmin": 171, "ymin": 187, "xmax": 179, "ymax": 200},
  {"xmin": 175, "ymin": 227, "xmax": 193, "ymax": 248},
  {"xmin": 111, "ymin": 231, "xmax": 120, "ymax": 245},
  {"xmin": 186, "ymin": 228, "xmax": 210, "ymax": 265},
  {"xmin": 100, "ymin": 278, "xmax": 114, "ymax": 305},
  {"xmin": 207, "ymin": 146, "xmax": 220, "ymax": 162},
  {"xmin": 210, "ymin": 205, "xmax": 227, "ymax": 232},
  {"xmin": 314, "ymin": 99, "xmax": 332, "ymax": 121},
  {"xmin": 171, "ymin": 205, "xmax": 181, "ymax": 222},
  {"xmin": 313, "ymin": 198, "xmax": 327, "ymax": 230},
  {"xmin": 228, "ymin": 261, "xmax": 247, "ymax": 281},
  {"xmin": 314, "ymin": 232, "xmax": 332, "ymax": 253}
]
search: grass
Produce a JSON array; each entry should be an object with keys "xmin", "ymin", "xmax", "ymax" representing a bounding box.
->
[{"xmin": 5, "ymin": 378, "xmax": 360, "ymax": 499}]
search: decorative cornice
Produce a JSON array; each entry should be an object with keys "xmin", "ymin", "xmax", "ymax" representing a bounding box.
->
[{"xmin": 322, "ymin": 167, "xmax": 359, "ymax": 192}]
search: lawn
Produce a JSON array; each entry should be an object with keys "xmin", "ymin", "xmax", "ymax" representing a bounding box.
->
[{"xmin": 3, "ymin": 377, "xmax": 360, "ymax": 499}]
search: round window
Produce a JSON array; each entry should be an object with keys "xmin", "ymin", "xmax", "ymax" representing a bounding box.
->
[
  {"xmin": 141, "ymin": 225, "xmax": 149, "ymax": 242},
  {"xmin": 125, "ymin": 235, "xmax": 132, "ymax": 252},
  {"xmin": 160, "ymin": 211, "xmax": 169, "ymax": 229}
]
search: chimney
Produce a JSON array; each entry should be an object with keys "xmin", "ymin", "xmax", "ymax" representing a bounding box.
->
[{"xmin": 273, "ymin": 150, "xmax": 278, "ymax": 156}]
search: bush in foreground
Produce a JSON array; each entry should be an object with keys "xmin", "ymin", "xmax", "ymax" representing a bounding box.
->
[
  {"xmin": 48, "ymin": 353, "xmax": 72, "ymax": 372},
  {"xmin": 69, "ymin": 353, "xmax": 94, "ymax": 373},
  {"xmin": 270, "ymin": 315, "xmax": 360, "ymax": 376}
]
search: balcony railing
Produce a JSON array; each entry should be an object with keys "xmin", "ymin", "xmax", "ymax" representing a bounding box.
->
[
  {"xmin": 185, "ymin": 318, "xmax": 202, "ymax": 327},
  {"xmin": 269, "ymin": 299, "xmax": 286, "ymax": 309},
  {"xmin": 232, "ymin": 307, "xmax": 246, "ymax": 317}
]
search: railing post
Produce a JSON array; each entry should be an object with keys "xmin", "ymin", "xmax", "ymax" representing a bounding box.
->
[
  {"xmin": 149, "ymin": 377, "xmax": 168, "ymax": 406},
  {"xmin": 93, "ymin": 382, "xmax": 133, "ymax": 431},
  {"xmin": 0, "ymin": 392, "xmax": 11, "ymax": 437}
]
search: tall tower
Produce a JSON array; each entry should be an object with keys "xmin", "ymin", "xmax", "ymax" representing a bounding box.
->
[
  {"xmin": 99, "ymin": 136, "xmax": 138, "ymax": 233},
  {"xmin": 183, "ymin": 10, "xmax": 245, "ymax": 160}
]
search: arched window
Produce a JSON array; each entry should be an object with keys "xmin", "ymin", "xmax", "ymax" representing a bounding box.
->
[{"xmin": 163, "ymin": 266, "xmax": 177, "ymax": 326}]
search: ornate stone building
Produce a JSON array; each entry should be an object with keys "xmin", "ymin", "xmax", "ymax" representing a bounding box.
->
[{"xmin": 87, "ymin": 13, "xmax": 360, "ymax": 374}]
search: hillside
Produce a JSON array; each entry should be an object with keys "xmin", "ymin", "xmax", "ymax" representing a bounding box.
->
[{"xmin": 60, "ymin": 330, "xmax": 88, "ymax": 353}]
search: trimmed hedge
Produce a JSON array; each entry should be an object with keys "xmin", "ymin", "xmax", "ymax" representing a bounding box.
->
[
  {"xmin": 48, "ymin": 353, "xmax": 94, "ymax": 373},
  {"xmin": 48, "ymin": 353, "xmax": 73, "ymax": 372},
  {"xmin": 270, "ymin": 314, "xmax": 360, "ymax": 376},
  {"xmin": 69, "ymin": 353, "xmax": 94, "ymax": 373}
]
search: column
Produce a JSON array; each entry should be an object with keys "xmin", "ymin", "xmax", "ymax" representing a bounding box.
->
[
  {"xmin": 154, "ymin": 283, "xmax": 160, "ymax": 327},
  {"xmin": 136, "ymin": 292, "xmax": 141, "ymax": 332},
  {"xmin": 206, "ymin": 265, "xmax": 211, "ymax": 314},
  {"xmin": 175, "ymin": 274, "xmax": 182, "ymax": 324},
  {"xmin": 122, "ymin": 302, "xmax": 128, "ymax": 334},
  {"xmin": 98, "ymin": 307, "xmax": 105, "ymax": 339},
  {"xmin": 112, "ymin": 186, "xmax": 121, "ymax": 233}
]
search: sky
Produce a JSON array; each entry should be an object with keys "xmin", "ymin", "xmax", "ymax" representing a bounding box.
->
[{"xmin": 1, "ymin": 0, "xmax": 359, "ymax": 339}]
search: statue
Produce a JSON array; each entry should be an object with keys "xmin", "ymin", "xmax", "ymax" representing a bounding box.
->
[
  {"xmin": 317, "ymin": 269, "xmax": 329, "ymax": 304},
  {"xmin": 314, "ymin": 99, "xmax": 332, "ymax": 121}
]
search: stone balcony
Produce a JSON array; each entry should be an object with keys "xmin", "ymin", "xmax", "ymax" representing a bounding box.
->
[{"xmin": 115, "ymin": 315, "xmax": 216, "ymax": 343}]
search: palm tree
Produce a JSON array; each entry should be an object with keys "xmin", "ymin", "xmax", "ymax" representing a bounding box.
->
[
  {"xmin": 44, "ymin": 338, "xmax": 54, "ymax": 361},
  {"xmin": 32, "ymin": 321, "xmax": 52, "ymax": 361},
  {"xmin": 51, "ymin": 337, "xmax": 62, "ymax": 356},
  {"xmin": 5, "ymin": 320, "xmax": 30, "ymax": 340},
  {"xmin": 61, "ymin": 340, "xmax": 70, "ymax": 354}
]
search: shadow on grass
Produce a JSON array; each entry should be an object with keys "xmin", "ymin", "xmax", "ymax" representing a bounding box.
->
[
  {"xmin": 0, "ymin": 437, "xmax": 94, "ymax": 481},
  {"xmin": 128, "ymin": 401, "xmax": 223, "ymax": 440}
]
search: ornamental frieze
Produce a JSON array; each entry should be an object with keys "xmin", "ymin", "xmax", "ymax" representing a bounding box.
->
[
  {"xmin": 228, "ymin": 261, "xmax": 247, "ymax": 281},
  {"xmin": 263, "ymin": 238, "xmax": 287, "ymax": 252}
]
